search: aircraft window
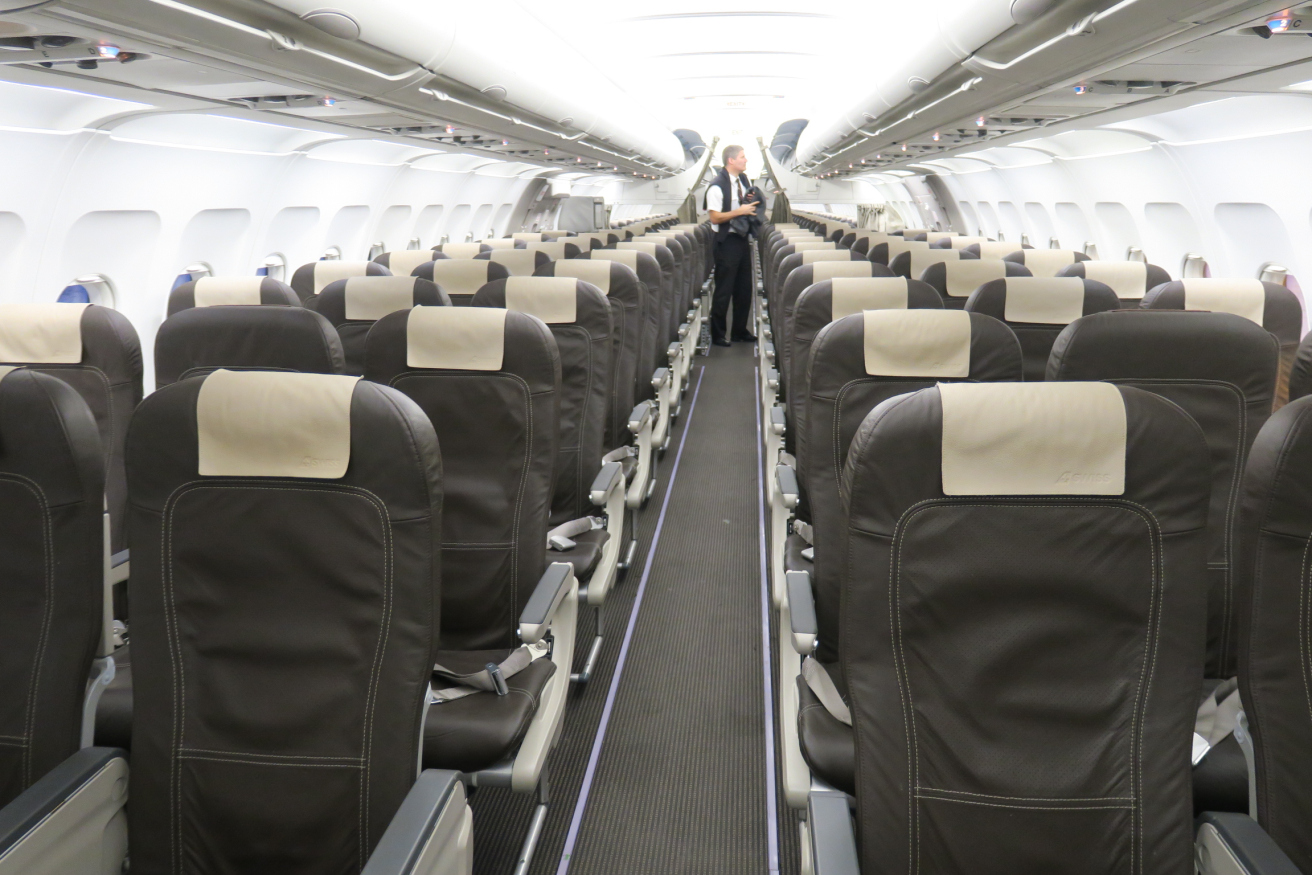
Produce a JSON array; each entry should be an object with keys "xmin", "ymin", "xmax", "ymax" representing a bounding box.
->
[
  {"xmin": 1048, "ymin": 236, "xmax": 1061, "ymax": 249},
  {"xmin": 320, "ymin": 246, "xmax": 342, "ymax": 261},
  {"xmin": 470, "ymin": 204, "xmax": 494, "ymax": 241},
  {"xmin": 1181, "ymin": 253, "xmax": 1209, "ymax": 278},
  {"xmin": 257, "ymin": 253, "xmax": 286, "ymax": 281},
  {"xmin": 439, "ymin": 234, "xmax": 450, "ymax": 244},
  {"xmin": 171, "ymin": 261, "xmax": 213, "ymax": 290},
  {"xmin": 415, "ymin": 205, "xmax": 444, "ymax": 242},
  {"xmin": 446, "ymin": 204, "xmax": 472, "ymax": 241},
  {"xmin": 1126, "ymin": 247, "xmax": 1148, "ymax": 263},
  {"xmin": 1095, "ymin": 203, "xmax": 1140, "ymax": 258},
  {"xmin": 492, "ymin": 203, "xmax": 512, "ymax": 235},
  {"xmin": 997, "ymin": 201, "xmax": 1023, "ymax": 240},
  {"xmin": 58, "ymin": 273, "xmax": 115, "ymax": 308},
  {"xmin": 1025, "ymin": 202, "xmax": 1055, "ymax": 243},
  {"xmin": 1021, "ymin": 234, "xmax": 1032, "ymax": 247},
  {"xmin": 406, "ymin": 237, "xmax": 422, "ymax": 250},
  {"xmin": 1083, "ymin": 242, "xmax": 1099, "ymax": 258},
  {"xmin": 367, "ymin": 241, "xmax": 385, "ymax": 260}
]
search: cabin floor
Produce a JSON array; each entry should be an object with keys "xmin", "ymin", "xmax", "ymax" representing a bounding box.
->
[{"xmin": 470, "ymin": 340, "xmax": 801, "ymax": 874}]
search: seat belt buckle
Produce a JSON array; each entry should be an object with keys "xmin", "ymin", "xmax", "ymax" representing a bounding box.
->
[
  {"xmin": 549, "ymin": 534, "xmax": 577, "ymax": 551},
  {"xmin": 487, "ymin": 662, "xmax": 508, "ymax": 696}
]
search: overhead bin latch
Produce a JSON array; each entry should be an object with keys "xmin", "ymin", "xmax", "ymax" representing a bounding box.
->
[{"xmin": 266, "ymin": 30, "xmax": 301, "ymax": 52}]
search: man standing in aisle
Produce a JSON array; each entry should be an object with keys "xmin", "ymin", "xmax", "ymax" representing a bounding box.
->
[{"xmin": 705, "ymin": 144, "xmax": 760, "ymax": 347}]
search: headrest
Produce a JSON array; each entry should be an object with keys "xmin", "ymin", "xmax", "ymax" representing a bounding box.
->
[
  {"xmin": 945, "ymin": 259, "xmax": 1007, "ymax": 298},
  {"xmin": 505, "ymin": 276, "xmax": 577, "ymax": 324},
  {"xmin": 949, "ymin": 236, "xmax": 990, "ymax": 250},
  {"xmin": 938, "ymin": 381, "xmax": 1126, "ymax": 496},
  {"xmin": 1019, "ymin": 249, "xmax": 1078, "ymax": 277},
  {"xmin": 803, "ymin": 250, "xmax": 853, "ymax": 264},
  {"xmin": 775, "ymin": 223, "xmax": 800, "ymax": 229},
  {"xmin": 899, "ymin": 229, "xmax": 931, "ymax": 239},
  {"xmin": 781, "ymin": 231, "xmax": 817, "ymax": 240},
  {"xmin": 977, "ymin": 241, "xmax": 1018, "ymax": 259},
  {"xmin": 313, "ymin": 261, "xmax": 373, "ymax": 295},
  {"xmin": 1079, "ymin": 261, "xmax": 1148, "ymax": 300},
  {"xmin": 0, "ymin": 365, "xmax": 18, "ymax": 381},
  {"xmin": 436, "ymin": 242, "xmax": 486, "ymax": 259},
  {"xmin": 616, "ymin": 241, "xmax": 660, "ymax": 257},
  {"xmin": 406, "ymin": 306, "xmax": 506, "ymax": 370},
  {"xmin": 863, "ymin": 309, "xmax": 971, "ymax": 377},
  {"xmin": 590, "ymin": 250, "xmax": 640, "ymax": 270},
  {"xmin": 1183, "ymin": 278, "xmax": 1265, "ymax": 325},
  {"xmin": 885, "ymin": 239, "xmax": 929, "ymax": 260},
  {"xmin": 1003, "ymin": 278, "xmax": 1087, "ymax": 324},
  {"xmin": 541, "ymin": 230, "xmax": 574, "ymax": 240},
  {"xmin": 196, "ymin": 369, "xmax": 360, "ymax": 479},
  {"xmin": 380, "ymin": 250, "xmax": 436, "ymax": 277},
  {"xmin": 344, "ymin": 276, "xmax": 421, "ymax": 321},
  {"xmin": 813, "ymin": 261, "xmax": 875, "ymax": 282},
  {"xmin": 193, "ymin": 277, "xmax": 264, "ymax": 307},
  {"xmin": 553, "ymin": 259, "xmax": 614, "ymax": 293},
  {"xmin": 512, "ymin": 232, "xmax": 544, "ymax": 242},
  {"xmin": 428, "ymin": 259, "xmax": 497, "ymax": 297},
  {"xmin": 489, "ymin": 249, "xmax": 542, "ymax": 276},
  {"xmin": 642, "ymin": 235, "xmax": 673, "ymax": 245},
  {"xmin": 0, "ymin": 303, "xmax": 87, "ymax": 363},
  {"xmin": 909, "ymin": 249, "xmax": 960, "ymax": 276},
  {"xmin": 925, "ymin": 232, "xmax": 959, "ymax": 243},
  {"xmin": 481, "ymin": 239, "xmax": 517, "ymax": 250},
  {"xmin": 832, "ymin": 277, "xmax": 909, "ymax": 319},
  {"xmin": 525, "ymin": 241, "xmax": 577, "ymax": 260},
  {"xmin": 789, "ymin": 241, "xmax": 836, "ymax": 252}
]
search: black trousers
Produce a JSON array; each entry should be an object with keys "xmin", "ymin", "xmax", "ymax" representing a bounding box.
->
[{"xmin": 710, "ymin": 233, "xmax": 753, "ymax": 341}]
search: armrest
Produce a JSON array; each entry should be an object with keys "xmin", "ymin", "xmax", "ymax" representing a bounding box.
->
[
  {"xmin": 519, "ymin": 562, "xmax": 575, "ymax": 644},
  {"xmin": 809, "ymin": 787, "xmax": 859, "ymax": 875},
  {"xmin": 678, "ymin": 324, "xmax": 689, "ymax": 338},
  {"xmin": 362, "ymin": 770, "xmax": 470, "ymax": 875},
  {"xmin": 651, "ymin": 368, "xmax": 669, "ymax": 390},
  {"xmin": 666, "ymin": 342, "xmax": 681, "ymax": 361},
  {"xmin": 764, "ymin": 341, "xmax": 776, "ymax": 363},
  {"xmin": 628, "ymin": 400, "xmax": 654, "ymax": 434},
  {"xmin": 766, "ymin": 368, "xmax": 779, "ymax": 391},
  {"xmin": 770, "ymin": 405, "xmax": 787, "ymax": 436},
  {"xmin": 776, "ymin": 464, "xmax": 799, "ymax": 510},
  {"xmin": 788, "ymin": 570, "xmax": 817, "ymax": 655},
  {"xmin": 1196, "ymin": 812, "xmax": 1302, "ymax": 875},
  {"xmin": 589, "ymin": 461, "xmax": 624, "ymax": 506},
  {"xmin": 0, "ymin": 747, "xmax": 127, "ymax": 861}
]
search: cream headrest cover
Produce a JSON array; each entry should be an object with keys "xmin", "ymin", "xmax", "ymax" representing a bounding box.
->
[
  {"xmin": 193, "ymin": 277, "xmax": 264, "ymax": 307},
  {"xmin": 790, "ymin": 241, "xmax": 836, "ymax": 252},
  {"xmin": 525, "ymin": 241, "xmax": 574, "ymax": 260},
  {"xmin": 407, "ymin": 306, "xmax": 505, "ymax": 370},
  {"xmin": 438, "ymin": 243, "xmax": 485, "ymax": 259},
  {"xmin": 1080, "ymin": 261, "xmax": 1148, "ymax": 300},
  {"xmin": 977, "ymin": 241, "xmax": 1018, "ymax": 260},
  {"xmin": 775, "ymin": 223, "xmax": 800, "ymax": 229},
  {"xmin": 428, "ymin": 260, "xmax": 493, "ymax": 297},
  {"xmin": 949, "ymin": 236, "xmax": 990, "ymax": 250},
  {"xmin": 803, "ymin": 250, "xmax": 852, "ymax": 265},
  {"xmin": 812, "ymin": 261, "xmax": 875, "ymax": 282},
  {"xmin": 344, "ymin": 276, "xmax": 418, "ymax": 321},
  {"xmin": 884, "ymin": 239, "xmax": 929, "ymax": 261},
  {"xmin": 542, "ymin": 230, "xmax": 574, "ymax": 240},
  {"xmin": 616, "ymin": 242, "xmax": 660, "ymax": 257},
  {"xmin": 382, "ymin": 250, "xmax": 435, "ymax": 277},
  {"xmin": 552, "ymin": 259, "xmax": 613, "ymax": 293},
  {"xmin": 0, "ymin": 303, "xmax": 87, "ymax": 363},
  {"xmin": 781, "ymin": 231, "xmax": 818, "ymax": 239},
  {"xmin": 863, "ymin": 309, "xmax": 971, "ymax": 378},
  {"xmin": 642, "ymin": 236, "xmax": 672, "ymax": 246},
  {"xmin": 513, "ymin": 232, "xmax": 544, "ymax": 242},
  {"xmin": 900, "ymin": 229, "xmax": 931, "ymax": 239},
  {"xmin": 1004, "ymin": 278, "xmax": 1086, "ymax": 324},
  {"xmin": 314, "ymin": 261, "xmax": 372, "ymax": 295},
  {"xmin": 490, "ymin": 249, "xmax": 541, "ymax": 277},
  {"xmin": 910, "ymin": 249, "xmax": 960, "ymax": 277},
  {"xmin": 925, "ymin": 232, "xmax": 959, "ymax": 243},
  {"xmin": 197, "ymin": 370, "xmax": 360, "ymax": 479},
  {"xmin": 945, "ymin": 259, "xmax": 1007, "ymax": 298},
  {"xmin": 505, "ymin": 277, "xmax": 577, "ymax": 324},
  {"xmin": 481, "ymin": 239, "xmax": 517, "ymax": 250},
  {"xmin": 1022, "ymin": 249, "xmax": 1078, "ymax": 278},
  {"xmin": 1183, "ymin": 279, "xmax": 1266, "ymax": 325},
  {"xmin": 939, "ymin": 381, "xmax": 1126, "ymax": 496},
  {"xmin": 831, "ymin": 278, "xmax": 908, "ymax": 320},
  {"xmin": 590, "ymin": 250, "xmax": 640, "ymax": 270}
]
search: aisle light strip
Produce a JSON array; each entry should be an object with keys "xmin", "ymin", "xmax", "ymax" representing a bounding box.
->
[
  {"xmin": 556, "ymin": 367, "xmax": 706, "ymax": 875},
  {"xmin": 754, "ymin": 365, "xmax": 781, "ymax": 875}
]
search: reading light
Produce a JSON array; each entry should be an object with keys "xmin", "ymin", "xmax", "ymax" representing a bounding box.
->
[
  {"xmin": 501, "ymin": 139, "xmax": 509, "ymax": 146},
  {"xmin": 900, "ymin": 144, "xmax": 907, "ymax": 151},
  {"xmin": 1268, "ymin": 16, "xmax": 1292, "ymax": 32},
  {"xmin": 95, "ymin": 45, "xmax": 120, "ymax": 58},
  {"xmin": 975, "ymin": 116, "xmax": 986, "ymax": 126},
  {"xmin": 317, "ymin": 96, "xmax": 336, "ymax": 107},
  {"xmin": 1074, "ymin": 84, "xmax": 1090, "ymax": 94},
  {"xmin": 932, "ymin": 132, "xmax": 941, "ymax": 141},
  {"xmin": 445, "ymin": 124, "xmax": 454, "ymax": 134}
]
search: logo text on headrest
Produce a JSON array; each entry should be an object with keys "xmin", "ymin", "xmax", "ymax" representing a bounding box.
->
[
  {"xmin": 1057, "ymin": 471, "xmax": 1110, "ymax": 484},
  {"xmin": 302, "ymin": 456, "xmax": 341, "ymax": 468}
]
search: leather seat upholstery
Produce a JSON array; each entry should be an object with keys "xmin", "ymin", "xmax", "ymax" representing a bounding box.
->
[
  {"xmin": 478, "ymin": 248, "xmax": 552, "ymax": 277},
  {"xmin": 1057, "ymin": 259, "xmax": 1171, "ymax": 307},
  {"xmin": 887, "ymin": 246, "xmax": 979, "ymax": 280},
  {"xmin": 839, "ymin": 382, "xmax": 1210, "ymax": 872},
  {"xmin": 920, "ymin": 258, "xmax": 1031, "ymax": 309},
  {"xmin": 372, "ymin": 248, "xmax": 446, "ymax": 278},
  {"xmin": 523, "ymin": 240, "xmax": 583, "ymax": 261},
  {"xmin": 0, "ymin": 368, "xmax": 103, "ymax": 807},
  {"xmin": 167, "ymin": 275, "xmax": 300, "ymax": 316},
  {"xmin": 964, "ymin": 276, "xmax": 1119, "ymax": 380},
  {"xmin": 773, "ymin": 250, "xmax": 867, "ymax": 325},
  {"xmin": 153, "ymin": 306, "xmax": 346, "ymax": 387},
  {"xmin": 961, "ymin": 241, "xmax": 1035, "ymax": 259},
  {"xmin": 311, "ymin": 276, "xmax": 449, "ymax": 375},
  {"xmin": 866, "ymin": 238, "xmax": 929, "ymax": 267},
  {"xmin": 289, "ymin": 260, "xmax": 391, "ymax": 303},
  {"xmin": 1002, "ymin": 247, "xmax": 1091, "ymax": 277},
  {"xmin": 125, "ymin": 371, "xmax": 441, "ymax": 871},
  {"xmin": 433, "ymin": 242, "xmax": 490, "ymax": 258},
  {"xmin": 587, "ymin": 248, "xmax": 663, "ymax": 404},
  {"xmin": 414, "ymin": 258, "xmax": 511, "ymax": 306},
  {"xmin": 617, "ymin": 241, "xmax": 678, "ymax": 350}
]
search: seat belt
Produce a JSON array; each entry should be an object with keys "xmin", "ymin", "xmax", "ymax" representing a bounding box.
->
[
  {"xmin": 802, "ymin": 656, "xmax": 851, "ymax": 726},
  {"xmin": 431, "ymin": 640, "xmax": 550, "ymax": 704},
  {"xmin": 1192, "ymin": 678, "xmax": 1242, "ymax": 765},
  {"xmin": 546, "ymin": 515, "xmax": 603, "ymax": 551}
]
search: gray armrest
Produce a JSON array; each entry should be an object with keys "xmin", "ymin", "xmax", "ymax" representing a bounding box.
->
[
  {"xmin": 788, "ymin": 570, "xmax": 817, "ymax": 655},
  {"xmin": 776, "ymin": 464, "xmax": 799, "ymax": 509},
  {"xmin": 519, "ymin": 562, "xmax": 575, "ymax": 644},
  {"xmin": 362, "ymin": 770, "xmax": 468, "ymax": 875},
  {"xmin": 770, "ymin": 405, "xmax": 787, "ymax": 436},
  {"xmin": 628, "ymin": 400, "xmax": 654, "ymax": 434},
  {"xmin": 589, "ymin": 461, "xmax": 623, "ymax": 505},
  {"xmin": 764, "ymin": 341, "xmax": 776, "ymax": 363},
  {"xmin": 766, "ymin": 368, "xmax": 779, "ymax": 391},
  {"xmin": 1196, "ymin": 813, "xmax": 1302, "ymax": 875},
  {"xmin": 678, "ymin": 324, "xmax": 689, "ymax": 338},
  {"xmin": 0, "ymin": 747, "xmax": 127, "ymax": 858},
  {"xmin": 809, "ymin": 787, "xmax": 859, "ymax": 875},
  {"xmin": 666, "ymin": 342, "xmax": 681, "ymax": 361},
  {"xmin": 652, "ymin": 368, "xmax": 669, "ymax": 390}
]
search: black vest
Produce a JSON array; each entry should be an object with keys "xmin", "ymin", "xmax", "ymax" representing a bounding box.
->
[{"xmin": 706, "ymin": 168, "xmax": 749, "ymax": 242}]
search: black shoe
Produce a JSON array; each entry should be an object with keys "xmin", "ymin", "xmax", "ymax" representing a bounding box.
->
[
  {"xmin": 732, "ymin": 332, "xmax": 757, "ymax": 343},
  {"xmin": 712, "ymin": 338, "xmax": 732, "ymax": 347}
]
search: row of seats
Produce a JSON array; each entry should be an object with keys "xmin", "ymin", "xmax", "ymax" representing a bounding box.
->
[
  {"xmin": 0, "ymin": 218, "xmax": 714, "ymax": 872},
  {"xmin": 760, "ymin": 218, "xmax": 1311, "ymax": 874}
]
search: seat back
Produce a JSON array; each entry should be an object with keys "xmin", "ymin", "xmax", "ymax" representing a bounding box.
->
[
  {"xmin": 963, "ymin": 241, "xmax": 1033, "ymax": 260},
  {"xmin": 770, "ymin": 241, "xmax": 835, "ymax": 297},
  {"xmin": 541, "ymin": 259, "xmax": 644, "ymax": 450},
  {"xmin": 920, "ymin": 258, "xmax": 1030, "ymax": 308},
  {"xmin": 1003, "ymin": 248, "xmax": 1090, "ymax": 278},
  {"xmin": 479, "ymin": 238, "xmax": 519, "ymax": 250},
  {"xmin": 168, "ymin": 276, "xmax": 300, "ymax": 316},
  {"xmin": 372, "ymin": 248, "xmax": 445, "ymax": 278},
  {"xmin": 414, "ymin": 258, "xmax": 511, "ymax": 305},
  {"xmin": 617, "ymin": 240, "xmax": 677, "ymax": 346},
  {"xmin": 588, "ymin": 248, "xmax": 663, "ymax": 402},
  {"xmin": 481, "ymin": 248, "xmax": 551, "ymax": 277},
  {"xmin": 964, "ymin": 277, "xmax": 1119, "ymax": 380},
  {"xmin": 523, "ymin": 240, "xmax": 583, "ymax": 261},
  {"xmin": 311, "ymin": 277, "xmax": 449, "ymax": 375},
  {"xmin": 773, "ymin": 250, "xmax": 870, "ymax": 333},
  {"xmin": 1057, "ymin": 260, "xmax": 1171, "ymax": 307},
  {"xmin": 474, "ymin": 277, "xmax": 610, "ymax": 524},
  {"xmin": 1237, "ymin": 395, "xmax": 1312, "ymax": 872},
  {"xmin": 433, "ymin": 242, "xmax": 489, "ymax": 258},
  {"xmin": 541, "ymin": 230, "xmax": 575, "ymax": 241},
  {"xmin": 0, "ymin": 303, "xmax": 141, "ymax": 552},
  {"xmin": 889, "ymin": 246, "xmax": 976, "ymax": 280},
  {"xmin": 125, "ymin": 370, "xmax": 440, "ymax": 872},
  {"xmin": 154, "ymin": 306, "xmax": 345, "ymax": 387},
  {"xmin": 289, "ymin": 260, "xmax": 391, "ymax": 302},
  {"xmin": 1050, "ymin": 309, "xmax": 1279, "ymax": 677},
  {"xmin": 841, "ymin": 381, "xmax": 1210, "ymax": 873},
  {"xmin": 931, "ymin": 235, "xmax": 990, "ymax": 250},
  {"xmin": 512, "ymin": 232, "xmax": 545, "ymax": 243},
  {"xmin": 0, "ymin": 368, "xmax": 103, "ymax": 807},
  {"xmin": 1141, "ymin": 279, "xmax": 1302, "ymax": 407},
  {"xmin": 642, "ymin": 233, "xmax": 695, "ymax": 327},
  {"xmin": 866, "ymin": 237, "xmax": 928, "ymax": 267},
  {"xmin": 365, "ymin": 308, "xmax": 558, "ymax": 650}
]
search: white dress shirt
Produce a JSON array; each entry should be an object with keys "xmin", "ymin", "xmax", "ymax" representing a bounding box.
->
[{"xmin": 706, "ymin": 173, "xmax": 745, "ymax": 214}]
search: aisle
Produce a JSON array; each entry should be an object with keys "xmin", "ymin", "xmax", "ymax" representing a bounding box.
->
[{"xmin": 469, "ymin": 342, "xmax": 779, "ymax": 874}]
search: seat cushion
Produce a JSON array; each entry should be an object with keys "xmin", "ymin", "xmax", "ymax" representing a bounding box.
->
[
  {"xmin": 1193, "ymin": 732, "xmax": 1248, "ymax": 815},
  {"xmin": 422, "ymin": 653, "xmax": 556, "ymax": 772},
  {"xmin": 94, "ymin": 644, "xmax": 133, "ymax": 750},
  {"xmin": 796, "ymin": 663, "xmax": 853, "ymax": 795},
  {"xmin": 551, "ymin": 528, "xmax": 609, "ymax": 580},
  {"xmin": 784, "ymin": 531, "xmax": 813, "ymax": 575}
]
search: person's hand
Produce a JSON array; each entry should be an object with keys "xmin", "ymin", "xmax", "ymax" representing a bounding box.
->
[{"xmin": 736, "ymin": 204, "xmax": 757, "ymax": 217}]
